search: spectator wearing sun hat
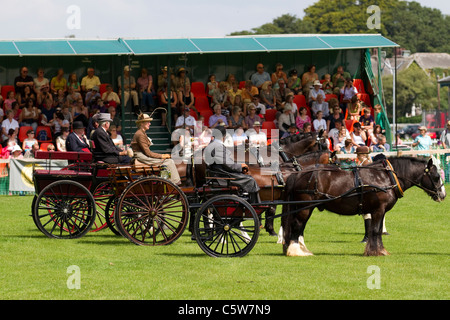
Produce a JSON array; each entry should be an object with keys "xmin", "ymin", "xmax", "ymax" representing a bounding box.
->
[
  {"xmin": 439, "ymin": 121, "xmax": 450, "ymax": 149},
  {"xmin": 308, "ymin": 80, "xmax": 325, "ymax": 105},
  {"xmin": 412, "ymin": 126, "xmax": 432, "ymax": 157}
]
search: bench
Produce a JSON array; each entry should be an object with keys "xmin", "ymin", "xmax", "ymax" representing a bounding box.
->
[{"xmin": 35, "ymin": 151, "xmax": 93, "ymax": 162}]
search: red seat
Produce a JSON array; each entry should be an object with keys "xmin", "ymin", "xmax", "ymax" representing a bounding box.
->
[
  {"xmin": 39, "ymin": 142, "xmax": 53, "ymax": 151},
  {"xmin": 262, "ymin": 121, "xmax": 278, "ymax": 138},
  {"xmin": 200, "ymin": 110, "xmax": 213, "ymax": 127},
  {"xmin": 191, "ymin": 82, "xmax": 206, "ymax": 97},
  {"xmin": 99, "ymin": 83, "xmax": 110, "ymax": 96},
  {"xmin": 189, "ymin": 109, "xmax": 198, "ymax": 120},
  {"xmin": 35, "ymin": 150, "xmax": 92, "ymax": 161},
  {"xmin": 325, "ymin": 94, "xmax": 338, "ymax": 102},
  {"xmin": 18, "ymin": 126, "xmax": 33, "ymax": 143},
  {"xmin": 36, "ymin": 126, "xmax": 52, "ymax": 143},
  {"xmin": 195, "ymin": 96, "xmax": 211, "ymax": 112},
  {"xmin": 345, "ymin": 120, "xmax": 358, "ymax": 132},
  {"xmin": 264, "ymin": 109, "xmax": 277, "ymax": 122},
  {"xmin": 1, "ymin": 85, "xmax": 15, "ymax": 101},
  {"xmin": 239, "ymin": 81, "xmax": 246, "ymax": 89},
  {"xmin": 293, "ymin": 94, "xmax": 307, "ymax": 108},
  {"xmin": 353, "ymin": 79, "xmax": 365, "ymax": 94}
]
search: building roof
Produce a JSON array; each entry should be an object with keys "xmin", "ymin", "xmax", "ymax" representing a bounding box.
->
[{"xmin": 0, "ymin": 34, "xmax": 398, "ymax": 56}]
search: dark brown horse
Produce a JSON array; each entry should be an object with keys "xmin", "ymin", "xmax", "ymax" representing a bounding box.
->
[{"xmin": 281, "ymin": 157, "xmax": 446, "ymax": 256}]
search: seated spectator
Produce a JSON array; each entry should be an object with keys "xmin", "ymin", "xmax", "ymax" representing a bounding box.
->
[
  {"xmin": 212, "ymin": 81, "xmax": 230, "ymax": 111},
  {"xmin": 329, "ymin": 119, "xmax": 350, "ymax": 148},
  {"xmin": 108, "ymin": 106, "xmax": 121, "ymax": 133},
  {"xmin": 245, "ymin": 104, "xmax": 264, "ymax": 128},
  {"xmin": 308, "ymin": 81, "xmax": 325, "ymax": 105},
  {"xmin": 197, "ymin": 127, "xmax": 212, "ymax": 149},
  {"xmin": 2, "ymin": 128, "xmax": 18, "ymax": 153},
  {"xmin": 247, "ymin": 121, "xmax": 267, "ymax": 147},
  {"xmin": 313, "ymin": 111, "xmax": 327, "ymax": 132},
  {"xmin": 66, "ymin": 86, "xmax": 82, "ymax": 107},
  {"xmin": 108, "ymin": 124, "xmax": 123, "ymax": 148},
  {"xmin": 66, "ymin": 121, "xmax": 90, "ymax": 152},
  {"xmin": 90, "ymin": 97, "xmax": 108, "ymax": 114},
  {"xmin": 14, "ymin": 67, "xmax": 34, "ymax": 100},
  {"xmin": 137, "ymin": 68, "xmax": 155, "ymax": 111},
  {"xmin": 22, "ymin": 129, "xmax": 38, "ymax": 153},
  {"xmin": 311, "ymin": 93, "xmax": 329, "ymax": 119},
  {"xmin": 209, "ymin": 105, "xmax": 228, "ymax": 128},
  {"xmin": 47, "ymin": 144, "xmax": 55, "ymax": 152},
  {"xmin": 207, "ymin": 74, "xmax": 219, "ymax": 97},
  {"xmin": 33, "ymin": 68, "xmax": 49, "ymax": 94},
  {"xmin": 281, "ymin": 123, "xmax": 299, "ymax": 139},
  {"xmin": 347, "ymin": 95, "xmax": 362, "ymax": 120},
  {"xmin": 334, "ymin": 126, "xmax": 349, "ymax": 152},
  {"xmin": 2, "ymin": 110, "xmax": 19, "ymax": 141},
  {"xmin": 19, "ymin": 98, "xmax": 39, "ymax": 132},
  {"xmin": 274, "ymin": 79, "xmax": 292, "ymax": 110},
  {"xmin": 11, "ymin": 102, "xmax": 21, "ymax": 122},
  {"xmin": 228, "ymin": 81, "xmax": 242, "ymax": 106},
  {"xmin": 18, "ymin": 86, "xmax": 36, "ymax": 108},
  {"xmin": 373, "ymin": 104, "xmax": 386, "ymax": 133},
  {"xmin": 10, "ymin": 145, "xmax": 23, "ymax": 160},
  {"xmin": 248, "ymin": 95, "xmax": 266, "ymax": 119},
  {"xmin": 283, "ymin": 92, "xmax": 298, "ymax": 117},
  {"xmin": 340, "ymin": 77, "xmax": 358, "ymax": 113},
  {"xmin": 259, "ymin": 81, "xmax": 276, "ymax": 109},
  {"xmin": 228, "ymin": 106, "xmax": 247, "ymax": 130},
  {"xmin": 85, "ymin": 86, "xmax": 101, "ymax": 108},
  {"xmin": 54, "ymin": 89, "xmax": 66, "ymax": 108},
  {"xmin": 301, "ymin": 64, "xmax": 319, "ymax": 98},
  {"xmin": 302, "ymin": 122, "xmax": 312, "ymax": 133},
  {"xmin": 322, "ymin": 74, "xmax": 334, "ymax": 94},
  {"xmin": 56, "ymin": 128, "xmax": 69, "ymax": 152},
  {"xmin": 160, "ymin": 82, "xmax": 178, "ymax": 126},
  {"xmin": 157, "ymin": 66, "xmax": 175, "ymax": 93},
  {"xmin": 174, "ymin": 68, "xmax": 190, "ymax": 93},
  {"xmin": 278, "ymin": 105, "xmax": 295, "ymax": 134},
  {"xmin": 295, "ymin": 107, "xmax": 311, "ymax": 133},
  {"xmin": 101, "ymin": 84, "xmax": 120, "ymax": 108},
  {"xmin": 50, "ymin": 68, "xmax": 67, "ymax": 95},
  {"xmin": 225, "ymin": 74, "xmax": 237, "ymax": 91},
  {"xmin": 341, "ymin": 139, "xmax": 355, "ymax": 154},
  {"xmin": 369, "ymin": 124, "xmax": 382, "ymax": 146},
  {"xmin": 232, "ymin": 127, "xmax": 248, "ymax": 146},
  {"xmin": 371, "ymin": 134, "xmax": 390, "ymax": 152},
  {"xmin": 178, "ymin": 83, "xmax": 197, "ymax": 115},
  {"xmin": 359, "ymin": 107, "xmax": 374, "ymax": 132},
  {"xmin": 350, "ymin": 122, "xmax": 367, "ymax": 147},
  {"xmin": 36, "ymin": 83, "xmax": 53, "ymax": 107},
  {"xmin": 67, "ymin": 73, "xmax": 81, "ymax": 93},
  {"xmin": 71, "ymin": 98, "xmax": 89, "ymax": 128},
  {"xmin": 24, "ymin": 143, "xmax": 40, "ymax": 158},
  {"xmin": 332, "ymin": 66, "xmax": 351, "ymax": 95},
  {"xmin": 287, "ymin": 69, "xmax": 302, "ymax": 95},
  {"xmin": 4, "ymin": 91, "xmax": 16, "ymax": 112},
  {"xmin": 271, "ymin": 63, "xmax": 288, "ymax": 90},
  {"xmin": 175, "ymin": 107, "xmax": 196, "ymax": 134},
  {"xmin": 50, "ymin": 111, "xmax": 70, "ymax": 139},
  {"xmin": 60, "ymin": 105, "xmax": 73, "ymax": 126},
  {"xmin": 326, "ymin": 104, "xmax": 344, "ymax": 132},
  {"xmin": 240, "ymin": 80, "xmax": 259, "ymax": 103},
  {"xmin": 81, "ymin": 67, "xmax": 101, "ymax": 93},
  {"xmin": 251, "ymin": 63, "xmax": 271, "ymax": 90}
]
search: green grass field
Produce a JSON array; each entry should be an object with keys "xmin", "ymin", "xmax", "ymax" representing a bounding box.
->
[{"xmin": 0, "ymin": 186, "xmax": 448, "ymax": 300}]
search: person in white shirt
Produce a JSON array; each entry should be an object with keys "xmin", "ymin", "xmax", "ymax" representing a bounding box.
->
[
  {"xmin": 246, "ymin": 121, "xmax": 267, "ymax": 166},
  {"xmin": 175, "ymin": 107, "xmax": 196, "ymax": 134},
  {"xmin": 328, "ymin": 119, "xmax": 350, "ymax": 148},
  {"xmin": 308, "ymin": 80, "xmax": 325, "ymax": 105},
  {"xmin": 313, "ymin": 111, "xmax": 327, "ymax": 132},
  {"xmin": 1, "ymin": 110, "xmax": 19, "ymax": 141}
]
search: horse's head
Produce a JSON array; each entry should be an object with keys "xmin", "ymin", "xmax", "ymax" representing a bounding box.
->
[{"xmin": 420, "ymin": 159, "xmax": 446, "ymax": 202}]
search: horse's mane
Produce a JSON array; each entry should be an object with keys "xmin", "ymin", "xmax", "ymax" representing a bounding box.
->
[
  {"xmin": 279, "ymin": 132, "xmax": 315, "ymax": 145},
  {"xmin": 368, "ymin": 156, "xmax": 428, "ymax": 178}
]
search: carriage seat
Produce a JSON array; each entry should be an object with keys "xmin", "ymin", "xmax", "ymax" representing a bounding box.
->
[
  {"xmin": 35, "ymin": 151, "xmax": 93, "ymax": 162},
  {"xmin": 205, "ymin": 168, "xmax": 237, "ymax": 188}
]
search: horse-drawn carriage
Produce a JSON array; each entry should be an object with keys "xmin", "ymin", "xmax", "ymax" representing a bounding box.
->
[{"xmin": 31, "ymin": 132, "xmax": 446, "ymax": 258}]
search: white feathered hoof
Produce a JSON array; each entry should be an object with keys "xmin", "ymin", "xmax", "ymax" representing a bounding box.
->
[{"xmin": 286, "ymin": 241, "xmax": 313, "ymax": 257}]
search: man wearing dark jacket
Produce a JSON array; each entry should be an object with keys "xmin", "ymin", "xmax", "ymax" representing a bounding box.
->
[
  {"xmin": 66, "ymin": 121, "xmax": 91, "ymax": 152},
  {"xmin": 91, "ymin": 113, "xmax": 131, "ymax": 164}
]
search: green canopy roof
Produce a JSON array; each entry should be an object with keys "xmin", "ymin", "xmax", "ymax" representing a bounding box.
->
[{"xmin": 0, "ymin": 34, "xmax": 398, "ymax": 56}]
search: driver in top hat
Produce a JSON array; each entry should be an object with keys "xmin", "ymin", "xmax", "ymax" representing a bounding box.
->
[
  {"xmin": 66, "ymin": 121, "xmax": 91, "ymax": 152},
  {"xmin": 91, "ymin": 113, "xmax": 131, "ymax": 164}
]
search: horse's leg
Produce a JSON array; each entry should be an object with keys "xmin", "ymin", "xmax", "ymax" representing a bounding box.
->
[
  {"xmin": 361, "ymin": 214, "xmax": 372, "ymax": 243},
  {"xmin": 264, "ymin": 206, "xmax": 277, "ymax": 236},
  {"xmin": 284, "ymin": 206, "xmax": 314, "ymax": 257},
  {"xmin": 364, "ymin": 210, "xmax": 390, "ymax": 256}
]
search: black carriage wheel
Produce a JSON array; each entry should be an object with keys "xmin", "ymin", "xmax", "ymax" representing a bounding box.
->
[
  {"xmin": 33, "ymin": 180, "xmax": 96, "ymax": 239},
  {"xmin": 105, "ymin": 197, "xmax": 121, "ymax": 236},
  {"xmin": 91, "ymin": 181, "xmax": 115, "ymax": 232},
  {"xmin": 114, "ymin": 176, "xmax": 189, "ymax": 246},
  {"xmin": 194, "ymin": 195, "xmax": 259, "ymax": 258}
]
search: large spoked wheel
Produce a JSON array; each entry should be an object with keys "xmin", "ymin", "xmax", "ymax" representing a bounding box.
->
[
  {"xmin": 194, "ymin": 195, "xmax": 259, "ymax": 258},
  {"xmin": 33, "ymin": 180, "xmax": 96, "ymax": 239},
  {"xmin": 114, "ymin": 176, "xmax": 189, "ymax": 246},
  {"xmin": 91, "ymin": 181, "xmax": 115, "ymax": 232}
]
